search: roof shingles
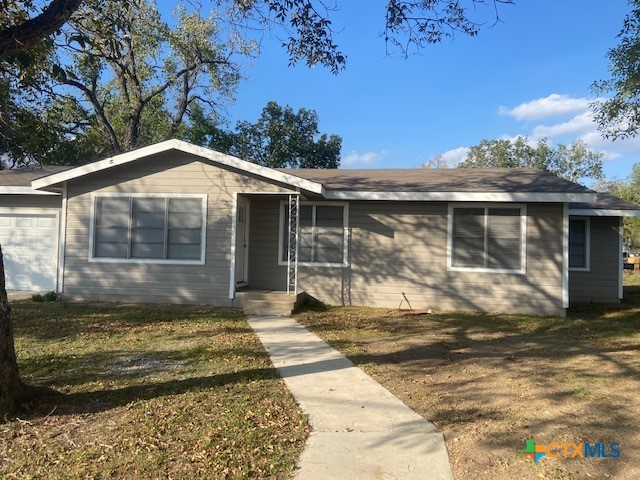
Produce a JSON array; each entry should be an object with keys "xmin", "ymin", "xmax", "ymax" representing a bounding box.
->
[
  {"xmin": 0, "ymin": 166, "xmax": 73, "ymax": 187},
  {"xmin": 278, "ymin": 168, "xmax": 594, "ymax": 193}
]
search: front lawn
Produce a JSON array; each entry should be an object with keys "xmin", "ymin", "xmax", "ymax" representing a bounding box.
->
[
  {"xmin": 296, "ymin": 287, "xmax": 640, "ymax": 480},
  {"xmin": 1, "ymin": 302, "xmax": 309, "ymax": 479}
]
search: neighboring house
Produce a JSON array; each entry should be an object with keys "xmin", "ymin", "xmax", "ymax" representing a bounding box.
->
[{"xmin": 1, "ymin": 139, "xmax": 639, "ymax": 316}]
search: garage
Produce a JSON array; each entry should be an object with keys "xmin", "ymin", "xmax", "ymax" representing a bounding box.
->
[{"xmin": 0, "ymin": 213, "xmax": 59, "ymax": 291}]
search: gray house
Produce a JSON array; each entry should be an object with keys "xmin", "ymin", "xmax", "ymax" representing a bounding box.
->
[{"xmin": 1, "ymin": 139, "xmax": 638, "ymax": 316}]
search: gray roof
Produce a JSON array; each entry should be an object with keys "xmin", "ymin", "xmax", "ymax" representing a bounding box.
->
[
  {"xmin": 0, "ymin": 166, "xmax": 73, "ymax": 187},
  {"xmin": 4, "ymin": 163, "xmax": 638, "ymax": 212},
  {"xmin": 278, "ymin": 168, "xmax": 594, "ymax": 193},
  {"xmin": 570, "ymin": 192, "xmax": 640, "ymax": 211}
]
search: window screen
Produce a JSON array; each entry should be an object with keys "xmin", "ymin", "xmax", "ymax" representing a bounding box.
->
[
  {"xmin": 451, "ymin": 207, "xmax": 523, "ymax": 271},
  {"xmin": 282, "ymin": 204, "xmax": 346, "ymax": 264},
  {"xmin": 93, "ymin": 196, "xmax": 204, "ymax": 261},
  {"xmin": 569, "ymin": 219, "xmax": 588, "ymax": 269}
]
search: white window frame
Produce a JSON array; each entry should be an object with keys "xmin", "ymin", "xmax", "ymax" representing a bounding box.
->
[
  {"xmin": 89, "ymin": 193, "xmax": 207, "ymax": 265},
  {"xmin": 447, "ymin": 203, "xmax": 527, "ymax": 274},
  {"xmin": 278, "ymin": 201, "xmax": 349, "ymax": 268},
  {"xmin": 568, "ymin": 216, "xmax": 590, "ymax": 272}
]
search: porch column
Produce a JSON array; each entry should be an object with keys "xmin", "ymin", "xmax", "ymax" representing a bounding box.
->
[{"xmin": 287, "ymin": 194, "xmax": 300, "ymax": 294}]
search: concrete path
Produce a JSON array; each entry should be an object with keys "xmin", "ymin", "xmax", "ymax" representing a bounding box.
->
[{"xmin": 247, "ymin": 315, "xmax": 453, "ymax": 480}]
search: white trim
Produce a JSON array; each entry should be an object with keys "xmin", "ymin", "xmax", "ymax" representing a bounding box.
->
[
  {"xmin": 446, "ymin": 203, "xmax": 527, "ymax": 274},
  {"xmin": 57, "ymin": 182, "xmax": 68, "ymax": 293},
  {"xmin": 568, "ymin": 216, "xmax": 590, "ymax": 272},
  {"xmin": 568, "ymin": 208, "xmax": 640, "ymax": 217},
  {"xmin": 325, "ymin": 190, "xmax": 597, "ymax": 203},
  {"xmin": 30, "ymin": 139, "xmax": 325, "ymax": 195},
  {"xmin": 619, "ymin": 216, "xmax": 624, "ymax": 300},
  {"xmin": 0, "ymin": 186, "xmax": 59, "ymax": 195},
  {"xmin": 563, "ymin": 203, "xmax": 569, "ymax": 308},
  {"xmin": 229, "ymin": 192, "xmax": 238, "ymax": 299},
  {"xmin": 88, "ymin": 192, "xmax": 207, "ymax": 265},
  {"xmin": 278, "ymin": 200, "xmax": 349, "ymax": 268}
]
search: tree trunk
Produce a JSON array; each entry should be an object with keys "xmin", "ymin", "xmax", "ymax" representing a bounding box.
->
[{"xmin": 0, "ymin": 243, "xmax": 23, "ymax": 420}]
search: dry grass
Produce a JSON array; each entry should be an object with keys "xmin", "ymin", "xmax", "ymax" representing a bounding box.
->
[
  {"xmin": 1, "ymin": 302, "xmax": 309, "ymax": 479},
  {"xmin": 624, "ymin": 270, "xmax": 640, "ymax": 286},
  {"xmin": 296, "ymin": 287, "xmax": 640, "ymax": 480}
]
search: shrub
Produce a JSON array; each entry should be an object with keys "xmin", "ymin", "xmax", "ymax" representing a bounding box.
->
[{"xmin": 31, "ymin": 291, "xmax": 58, "ymax": 302}]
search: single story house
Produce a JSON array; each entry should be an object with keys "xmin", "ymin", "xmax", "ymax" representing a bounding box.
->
[{"xmin": 1, "ymin": 139, "xmax": 639, "ymax": 316}]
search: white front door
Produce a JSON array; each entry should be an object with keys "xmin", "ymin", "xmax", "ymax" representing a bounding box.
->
[
  {"xmin": 235, "ymin": 198, "xmax": 249, "ymax": 284},
  {"xmin": 0, "ymin": 213, "xmax": 58, "ymax": 291}
]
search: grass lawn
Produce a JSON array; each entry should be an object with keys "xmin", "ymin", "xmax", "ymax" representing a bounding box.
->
[
  {"xmin": 0, "ymin": 302, "xmax": 309, "ymax": 479},
  {"xmin": 296, "ymin": 282, "xmax": 640, "ymax": 480}
]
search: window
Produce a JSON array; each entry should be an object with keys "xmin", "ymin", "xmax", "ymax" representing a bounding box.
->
[
  {"xmin": 280, "ymin": 203, "xmax": 348, "ymax": 266},
  {"xmin": 448, "ymin": 205, "xmax": 526, "ymax": 273},
  {"xmin": 569, "ymin": 217, "xmax": 590, "ymax": 271},
  {"xmin": 91, "ymin": 195, "xmax": 206, "ymax": 263}
]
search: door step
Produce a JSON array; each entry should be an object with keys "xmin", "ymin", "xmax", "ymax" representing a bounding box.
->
[{"xmin": 234, "ymin": 291, "xmax": 306, "ymax": 316}]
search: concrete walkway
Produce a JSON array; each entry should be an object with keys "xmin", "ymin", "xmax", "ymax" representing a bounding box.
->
[{"xmin": 247, "ymin": 315, "xmax": 453, "ymax": 480}]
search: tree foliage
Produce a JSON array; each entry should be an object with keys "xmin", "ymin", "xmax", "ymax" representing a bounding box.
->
[
  {"xmin": 2, "ymin": 0, "xmax": 514, "ymax": 71},
  {"xmin": 186, "ymin": 101, "xmax": 341, "ymax": 168},
  {"xmin": 458, "ymin": 137, "xmax": 604, "ymax": 184},
  {"xmin": 598, "ymin": 163, "xmax": 640, "ymax": 250},
  {"xmin": 593, "ymin": 0, "xmax": 640, "ymax": 139},
  {"xmin": 0, "ymin": 0, "xmax": 82, "ymax": 60},
  {"xmin": 47, "ymin": 0, "xmax": 250, "ymax": 157}
]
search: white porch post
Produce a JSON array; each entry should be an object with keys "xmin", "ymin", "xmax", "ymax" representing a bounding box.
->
[{"xmin": 287, "ymin": 194, "xmax": 300, "ymax": 295}]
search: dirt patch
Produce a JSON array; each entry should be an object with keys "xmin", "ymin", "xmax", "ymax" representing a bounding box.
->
[
  {"xmin": 297, "ymin": 288, "xmax": 640, "ymax": 480},
  {"xmin": 108, "ymin": 355, "xmax": 184, "ymax": 375}
]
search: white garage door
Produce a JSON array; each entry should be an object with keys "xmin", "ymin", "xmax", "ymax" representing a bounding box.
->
[{"xmin": 0, "ymin": 213, "xmax": 58, "ymax": 291}]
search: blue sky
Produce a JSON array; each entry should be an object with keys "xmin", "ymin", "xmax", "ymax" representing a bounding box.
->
[{"xmin": 212, "ymin": 1, "xmax": 636, "ymax": 181}]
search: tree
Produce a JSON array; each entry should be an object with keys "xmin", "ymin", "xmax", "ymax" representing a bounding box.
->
[
  {"xmin": 593, "ymin": 0, "xmax": 640, "ymax": 139},
  {"xmin": 458, "ymin": 137, "xmax": 604, "ymax": 184},
  {"xmin": 598, "ymin": 164, "xmax": 640, "ymax": 250},
  {"xmin": 0, "ymin": 0, "xmax": 82, "ymax": 60},
  {"xmin": 421, "ymin": 154, "xmax": 448, "ymax": 169},
  {"xmin": 2, "ymin": 1, "xmax": 514, "ymax": 70},
  {"xmin": 44, "ymin": 0, "xmax": 250, "ymax": 157},
  {"xmin": 186, "ymin": 101, "xmax": 342, "ymax": 168}
]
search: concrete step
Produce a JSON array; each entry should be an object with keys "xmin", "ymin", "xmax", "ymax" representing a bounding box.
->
[{"xmin": 234, "ymin": 291, "xmax": 306, "ymax": 316}]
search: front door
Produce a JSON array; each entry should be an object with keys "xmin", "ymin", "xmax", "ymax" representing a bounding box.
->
[{"xmin": 235, "ymin": 198, "xmax": 249, "ymax": 285}]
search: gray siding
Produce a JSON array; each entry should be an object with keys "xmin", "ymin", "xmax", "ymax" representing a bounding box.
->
[
  {"xmin": 569, "ymin": 216, "xmax": 621, "ymax": 303},
  {"xmin": 63, "ymin": 152, "xmax": 294, "ymax": 305},
  {"xmin": 0, "ymin": 194, "xmax": 62, "ymax": 210},
  {"xmin": 249, "ymin": 200, "xmax": 565, "ymax": 316}
]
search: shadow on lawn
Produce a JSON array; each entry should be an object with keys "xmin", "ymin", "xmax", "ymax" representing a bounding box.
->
[
  {"xmin": 14, "ymin": 302, "xmax": 248, "ymax": 341},
  {"xmin": 35, "ymin": 367, "xmax": 280, "ymax": 417},
  {"xmin": 296, "ymin": 287, "xmax": 640, "ymax": 478}
]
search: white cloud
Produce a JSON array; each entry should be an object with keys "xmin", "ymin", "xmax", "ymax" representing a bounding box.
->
[
  {"xmin": 341, "ymin": 149, "xmax": 387, "ymax": 166},
  {"xmin": 438, "ymin": 147, "xmax": 470, "ymax": 167},
  {"xmin": 497, "ymin": 93, "xmax": 640, "ymax": 162},
  {"xmin": 579, "ymin": 129, "xmax": 640, "ymax": 159},
  {"xmin": 499, "ymin": 94, "xmax": 591, "ymax": 121},
  {"xmin": 531, "ymin": 111, "xmax": 594, "ymax": 139}
]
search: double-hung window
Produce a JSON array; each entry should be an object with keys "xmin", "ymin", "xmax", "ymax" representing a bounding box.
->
[
  {"xmin": 280, "ymin": 203, "xmax": 348, "ymax": 266},
  {"xmin": 569, "ymin": 217, "xmax": 590, "ymax": 271},
  {"xmin": 448, "ymin": 205, "xmax": 526, "ymax": 273},
  {"xmin": 91, "ymin": 194, "xmax": 206, "ymax": 264}
]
